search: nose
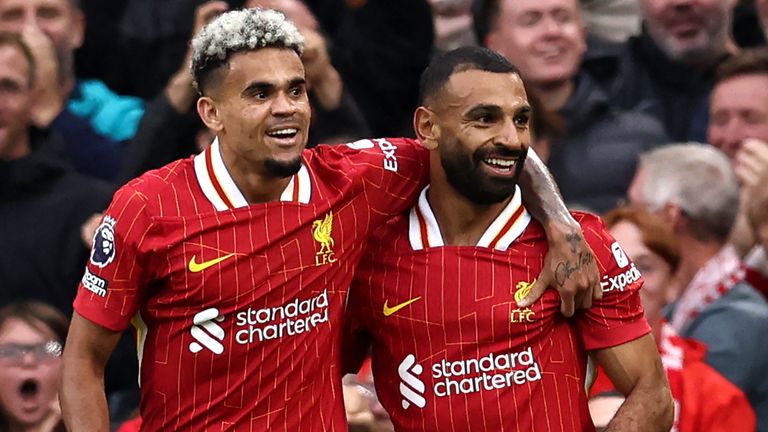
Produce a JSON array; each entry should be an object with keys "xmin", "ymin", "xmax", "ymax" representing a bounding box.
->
[
  {"xmin": 541, "ymin": 15, "xmax": 563, "ymax": 37},
  {"xmin": 496, "ymin": 117, "xmax": 524, "ymax": 150},
  {"xmin": 271, "ymin": 91, "xmax": 298, "ymax": 116}
]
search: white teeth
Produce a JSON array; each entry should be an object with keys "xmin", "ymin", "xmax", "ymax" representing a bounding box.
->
[
  {"xmin": 267, "ymin": 128, "xmax": 298, "ymax": 137},
  {"xmin": 485, "ymin": 158, "xmax": 516, "ymax": 167}
]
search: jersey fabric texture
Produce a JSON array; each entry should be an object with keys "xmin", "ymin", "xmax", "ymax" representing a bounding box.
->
[
  {"xmin": 73, "ymin": 138, "xmax": 427, "ymax": 431},
  {"xmin": 345, "ymin": 187, "xmax": 650, "ymax": 432}
]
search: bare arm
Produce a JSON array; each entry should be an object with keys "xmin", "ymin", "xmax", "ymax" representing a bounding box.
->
[
  {"xmin": 595, "ymin": 334, "xmax": 674, "ymax": 432},
  {"xmin": 60, "ymin": 312, "xmax": 123, "ymax": 432},
  {"xmin": 517, "ymin": 149, "xmax": 601, "ymax": 315}
]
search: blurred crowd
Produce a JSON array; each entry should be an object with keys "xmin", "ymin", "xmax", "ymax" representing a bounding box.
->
[{"xmin": 2, "ymin": 0, "xmax": 768, "ymax": 431}]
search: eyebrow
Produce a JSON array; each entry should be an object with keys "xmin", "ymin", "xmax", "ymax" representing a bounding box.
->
[
  {"xmin": 464, "ymin": 103, "xmax": 532, "ymax": 117},
  {"xmin": 241, "ymin": 77, "xmax": 307, "ymax": 97}
]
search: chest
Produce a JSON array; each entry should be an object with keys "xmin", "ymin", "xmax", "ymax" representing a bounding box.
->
[
  {"xmin": 145, "ymin": 200, "xmax": 371, "ymax": 312},
  {"xmin": 362, "ymin": 249, "xmax": 565, "ymax": 346}
]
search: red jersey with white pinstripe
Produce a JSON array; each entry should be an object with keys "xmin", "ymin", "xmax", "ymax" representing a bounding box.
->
[
  {"xmin": 73, "ymin": 137, "xmax": 428, "ymax": 431},
  {"xmin": 345, "ymin": 187, "xmax": 650, "ymax": 432}
]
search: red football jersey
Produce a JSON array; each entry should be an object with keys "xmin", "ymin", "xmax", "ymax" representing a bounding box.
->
[
  {"xmin": 345, "ymin": 187, "xmax": 651, "ymax": 432},
  {"xmin": 73, "ymin": 138, "xmax": 428, "ymax": 431}
]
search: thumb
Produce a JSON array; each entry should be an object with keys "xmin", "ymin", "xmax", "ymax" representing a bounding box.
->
[{"xmin": 517, "ymin": 271, "xmax": 551, "ymax": 308}]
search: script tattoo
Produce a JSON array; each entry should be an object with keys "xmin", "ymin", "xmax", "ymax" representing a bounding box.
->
[{"xmin": 554, "ymin": 252, "xmax": 595, "ymax": 287}]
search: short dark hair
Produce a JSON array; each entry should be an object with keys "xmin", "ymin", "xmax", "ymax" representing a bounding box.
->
[
  {"xmin": 419, "ymin": 45, "xmax": 519, "ymax": 105},
  {"xmin": 471, "ymin": 0, "xmax": 501, "ymax": 45},
  {"xmin": 0, "ymin": 301, "xmax": 69, "ymax": 345},
  {"xmin": 0, "ymin": 32, "xmax": 36, "ymax": 88},
  {"xmin": 715, "ymin": 47, "xmax": 768, "ymax": 84}
]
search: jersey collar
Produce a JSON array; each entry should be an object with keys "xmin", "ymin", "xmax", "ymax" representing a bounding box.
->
[
  {"xmin": 194, "ymin": 138, "xmax": 312, "ymax": 210},
  {"xmin": 408, "ymin": 186, "xmax": 531, "ymax": 251}
]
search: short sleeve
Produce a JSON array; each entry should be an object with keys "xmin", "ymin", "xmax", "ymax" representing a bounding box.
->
[
  {"xmin": 73, "ymin": 184, "xmax": 155, "ymax": 331},
  {"xmin": 574, "ymin": 213, "xmax": 651, "ymax": 350}
]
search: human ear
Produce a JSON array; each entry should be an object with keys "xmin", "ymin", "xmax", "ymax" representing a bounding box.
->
[
  {"xmin": 197, "ymin": 97, "xmax": 223, "ymax": 132},
  {"xmin": 413, "ymin": 106, "xmax": 440, "ymax": 150}
]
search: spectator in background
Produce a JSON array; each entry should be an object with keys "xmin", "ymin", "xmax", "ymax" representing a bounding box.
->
[
  {"xmin": 0, "ymin": 301, "xmax": 69, "ymax": 432},
  {"xmin": 0, "ymin": 31, "xmax": 111, "ymax": 315},
  {"xmin": 473, "ymin": 0, "xmax": 668, "ymax": 212},
  {"xmin": 589, "ymin": 206, "xmax": 757, "ymax": 432},
  {"xmin": 595, "ymin": 0, "xmax": 739, "ymax": 142},
  {"xmin": 707, "ymin": 49, "xmax": 768, "ymax": 294},
  {"xmin": 0, "ymin": 0, "xmax": 145, "ymax": 180},
  {"xmin": 628, "ymin": 143, "xmax": 768, "ymax": 429}
]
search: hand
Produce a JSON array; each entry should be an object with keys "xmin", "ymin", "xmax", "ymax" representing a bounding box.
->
[
  {"xmin": 737, "ymin": 138, "xmax": 768, "ymax": 248},
  {"xmin": 301, "ymin": 28, "xmax": 343, "ymax": 109},
  {"xmin": 80, "ymin": 213, "xmax": 103, "ymax": 249},
  {"xmin": 22, "ymin": 24, "xmax": 66, "ymax": 127},
  {"xmin": 193, "ymin": 1, "xmax": 229, "ymax": 37},
  {"xmin": 518, "ymin": 223, "xmax": 601, "ymax": 316}
]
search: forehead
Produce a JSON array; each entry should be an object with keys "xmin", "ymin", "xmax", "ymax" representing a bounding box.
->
[
  {"xmin": 499, "ymin": 0, "xmax": 580, "ymax": 17},
  {"xmin": 0, "ymin": 0, "xmax": 72, "ymax": 11},
  {"xmin": 0, "ymin": 318, "xmax": 54, "ymax": 343},
  {"xmin": 609, "ymin": 221, "xmax": 648, "ymax": 256},
  {"xmin": 223, "ymin": 48, "xmax": 304, "ymax": 87},
  {"xmin": 442, "ymin": 69, "xmax": 527, "ymax": 109},
  {"xmin": 712, "ymin": 73, "xmax": 768, "ymax": 109}
]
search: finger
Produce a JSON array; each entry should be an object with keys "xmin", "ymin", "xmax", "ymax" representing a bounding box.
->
[
  {"xmin": 591, "ymin": 277, "xmax": 603, "ymax": 301},
  {"xmin": 559, "ymin": 287, "xmax": 576, "ymax": 317},
  {"xmin": 575, "ymin": 285, "xmax": 591, "ymax": 310},
  {"xmin": 517, "ymin": 272, "xmax": 550, "ymax": 308}
]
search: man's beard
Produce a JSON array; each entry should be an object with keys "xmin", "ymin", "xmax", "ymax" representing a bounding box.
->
[
  {"xmin": 265, "ymin": 156, "xmax": 302, "ymax": 177},
  {"xmin": 440, "ymin": 139, "xmax": 528, "ymax": 205}
]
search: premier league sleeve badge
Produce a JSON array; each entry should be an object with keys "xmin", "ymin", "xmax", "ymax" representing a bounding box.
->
[{"xmin": 90, "ymin": 215, "xmax": 117, "ymax": 268}]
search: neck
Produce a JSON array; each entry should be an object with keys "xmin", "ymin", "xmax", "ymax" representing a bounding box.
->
[
  {"xmin": 674, "ymin": 236, "xmax": 725, "ymax": 290},
  {"xmin": 529, "ymin": 80, "xmax": 574, "ymax": 112},
  {"xmin": 0, "ymin": 131, "xmax": 31, "ymax": 160},
  {"xmin": 427, "ymin": 164, "xmax": 511, "ymax": 246},
  {"xmin": 220, "ymin": 143, "xmax": 293, "ymax": 204}
]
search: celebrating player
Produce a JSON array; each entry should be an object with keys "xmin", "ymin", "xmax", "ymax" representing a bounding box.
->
[
  {"xmin": 60, "ymin": 9, "xmax": 599, "ymax": 431},
  {"xmin": 344, "ymin": 46, "xmax": 674, "ymax": 431}
]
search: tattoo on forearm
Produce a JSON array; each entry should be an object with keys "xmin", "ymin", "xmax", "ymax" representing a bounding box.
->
[
  {"xmin": 565, "ymin": 232, "xmax": 582, "ymax": 254},
  {"xmin": 554, "ymin": 252, "xmax": 595, "ymax": 286}
]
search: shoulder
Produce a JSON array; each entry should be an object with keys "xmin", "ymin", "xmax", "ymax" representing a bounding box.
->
[
  {"xmin": 117, "ymin": 158, "xmax": 194, "ymax": 214},
  {"xmin": 707, "ymin": 282, "xmax": 768, "ymax": 319},
  {"xmin": 308, "ymin": 138, "xmax": 425, "ymax": 170}
]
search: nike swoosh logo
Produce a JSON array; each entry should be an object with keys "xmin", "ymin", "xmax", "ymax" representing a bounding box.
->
[
  {"xmin": 383, "ymin": 297, "xmax": 422, "ymax": 317},
  {"xmin": 188, "ymin": 253, "xmax": 236, "ymax": 273}
]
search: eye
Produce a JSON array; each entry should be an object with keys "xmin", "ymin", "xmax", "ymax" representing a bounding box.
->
[
  {"xmin": 514, "ymin": 114, "xmax": 530, "ymax": 127},
  {"xmin": 289, "ymin": 85, "xmax": 305, "ymax": 97}
]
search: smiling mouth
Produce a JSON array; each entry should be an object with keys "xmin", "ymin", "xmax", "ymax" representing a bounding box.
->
[
  {"xmin": 482, "ymin": 157, "xmax": 518, "ymax": 174},
  {"xmin": 266, "ymin": 128, "xmax": 299, "ymax": 139}
]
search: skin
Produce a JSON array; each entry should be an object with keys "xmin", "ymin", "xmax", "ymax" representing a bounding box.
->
[
  {"xmin": 0, "ymin": 319, "xmax": 62, "ymax": 432},
  {"xmin": 197, "ymin": 48, "xmax": 312, "ymax": 203},
  {"xmin": 0, "ymin": 0, "xmax": 85, "ymax": 126},
  {"xmin": 414, "ymin": 69, "xmax": 533, "ymax": 246},
  {"xmin": 0, "ymin": 0, "xmax": 84, "ymax": 58},
  {"xmin": 708, "ymin": 74, "xmax": 768, "ymax": 161},
  {"xmin": 639, "ymin": 0, "xmax": 735, "ymax": 64},
  {"xmin": 0, "ymin": 43, "xmax": 33, "ymax": 160},
  {"xmin": 416, "ymin": 68, "xmax": 672, "ymax": 431},
  {"xmin": 708, "ymin": 73, "xmax": 768, "ymax": 256},
  {"xmin": 485, "ymin": 0, "xmax": 586, "ymax": 110}
]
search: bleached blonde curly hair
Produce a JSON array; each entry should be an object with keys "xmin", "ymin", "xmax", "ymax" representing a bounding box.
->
[{"xmin": 190, "ymin": 8, "xmax": 304, "ymax": 94}]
